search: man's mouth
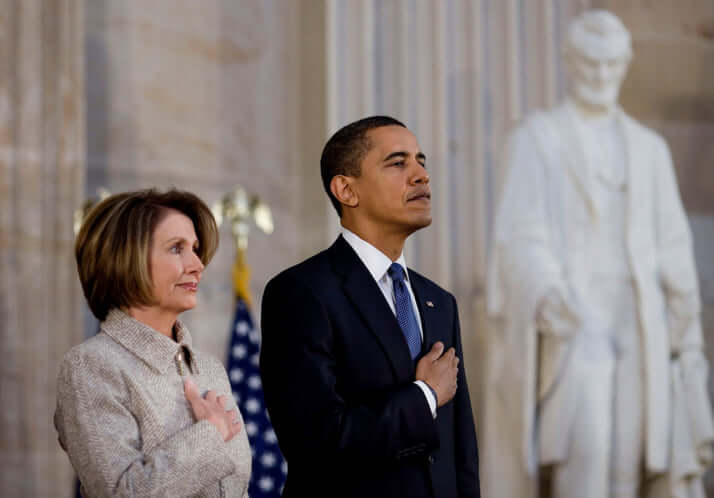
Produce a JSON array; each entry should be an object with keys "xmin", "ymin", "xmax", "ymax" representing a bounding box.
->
[{"xmin": 407, "ymin": 190, "xmax": 431, "ymax": 202}]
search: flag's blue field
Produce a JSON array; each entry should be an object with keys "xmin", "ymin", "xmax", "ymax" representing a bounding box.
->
[{"xmin": 227, "ymin": 298, "xmax": 287, "ymax": 497}]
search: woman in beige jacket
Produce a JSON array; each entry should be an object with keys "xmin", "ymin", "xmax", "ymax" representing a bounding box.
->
[{"xmin": 55, "ymin": 189, "xmax": 251, "ymax": 497}]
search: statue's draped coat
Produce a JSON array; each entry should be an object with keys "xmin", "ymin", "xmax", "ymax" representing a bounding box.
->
[{"xmin": 484, "ymin": 102, "xmax": 713, "ymax": 498}]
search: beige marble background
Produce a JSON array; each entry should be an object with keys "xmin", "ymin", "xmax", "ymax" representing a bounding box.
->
[
  {"xmin": 0, "ymin": 1, "xmax": 712, "ymax": 496},
  {"xmin": 83, "ymin": 0, "xmax": 308, "ymax": 360}
]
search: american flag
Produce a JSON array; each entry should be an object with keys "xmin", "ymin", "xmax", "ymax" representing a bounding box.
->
[{"xmin": 227, "ymin": 298, "xmax": 287, "ymax": 496}]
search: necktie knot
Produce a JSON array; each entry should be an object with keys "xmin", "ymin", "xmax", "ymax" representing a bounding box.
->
[{"xmin": 388, "ymin": 263, "xmax": 406, "ymax": 283}]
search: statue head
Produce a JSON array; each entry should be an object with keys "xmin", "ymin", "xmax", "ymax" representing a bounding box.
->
[{"xmin": 564, "ymin": 10, "xmax": 632, "ymax": 113}]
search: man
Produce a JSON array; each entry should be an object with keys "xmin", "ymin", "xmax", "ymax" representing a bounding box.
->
[
  {"xmin": 260, "ymin": 116, "xmax": 480, "ymax": 497},
  {"xmin": 484, "ymin": 9, "xmax": 713, "ymax": 498}
]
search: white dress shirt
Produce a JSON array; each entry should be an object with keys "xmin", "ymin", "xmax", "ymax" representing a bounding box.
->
[{"xmin": 342, "ymin": 228, "xmax": 438, "ymax": 418}]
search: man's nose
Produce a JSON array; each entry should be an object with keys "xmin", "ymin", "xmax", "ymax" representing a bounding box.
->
[{"xmin": 412, "ymin": 165, "xmax": 430, "ymax": 185}]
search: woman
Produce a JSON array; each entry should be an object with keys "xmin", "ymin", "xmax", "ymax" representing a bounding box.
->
[{"xmin": 55, "ymin": 189, "xmax": 251, "ymax": 497}]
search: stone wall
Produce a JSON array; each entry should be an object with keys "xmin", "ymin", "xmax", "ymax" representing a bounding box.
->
[{"xmin": 84, "ymin": 0, "xmax": 319, "ymax": 361}]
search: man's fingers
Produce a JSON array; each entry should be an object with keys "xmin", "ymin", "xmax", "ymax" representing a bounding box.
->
[
  {"xmin": 433, "ymin": 347, "xmax": 455, "ymax": 365},
  {"xmin": 426, "ymin": 341, "xmax": 444, "ymax": 360}
]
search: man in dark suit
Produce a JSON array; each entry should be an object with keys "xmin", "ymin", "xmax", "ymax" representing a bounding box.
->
[{"xmin": 260, "ymin": 116, "xmax": 480, "ymax": 497}]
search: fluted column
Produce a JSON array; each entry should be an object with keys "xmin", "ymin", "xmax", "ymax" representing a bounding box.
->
[{"xmin": 0, "ymin": 1, "xmax": 85, "ymax": 496}]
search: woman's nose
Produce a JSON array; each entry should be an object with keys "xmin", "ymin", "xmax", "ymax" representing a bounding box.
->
[{"xmin": 188, "ymin": 251, "xmax": 204, "ymax": 272}]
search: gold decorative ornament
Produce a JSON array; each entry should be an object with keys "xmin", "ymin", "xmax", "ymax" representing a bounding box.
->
[{"xmin": 212, "ymin": 186, "xmax": 274, "ymax": 304}]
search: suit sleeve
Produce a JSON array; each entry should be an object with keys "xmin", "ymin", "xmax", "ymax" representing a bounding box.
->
[
  {"xmin": 450, "ymin": 295, "xmax": 481, "ymax": 498},
  {"xmin": 259, "ymin": 272, "xmax": 438, "ymax": 467}
]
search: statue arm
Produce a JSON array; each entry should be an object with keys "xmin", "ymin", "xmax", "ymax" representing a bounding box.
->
[
  {"xmin": 653, "ymin": 137, "xmax": 703, "ymax": 354},
  {"xmin": 653, "ymin": 137, "xmax": 714, "ymax": 462}
]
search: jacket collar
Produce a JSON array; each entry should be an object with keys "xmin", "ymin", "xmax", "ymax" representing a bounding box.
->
[
  {"xmin": 328, "ymin": 236, "xmax": 427, "ymax": 379},
  {"xmin": 101, "ymin": 308, "xmax": 197, "ymax": 374}
]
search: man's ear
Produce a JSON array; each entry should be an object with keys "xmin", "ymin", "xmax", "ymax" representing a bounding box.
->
[{"xmin": 330, "ymin": 175, "xmax": 359, "ymax": 209}]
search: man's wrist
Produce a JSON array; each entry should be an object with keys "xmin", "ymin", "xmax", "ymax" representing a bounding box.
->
[
  {"xmin": 424, "ymin": 382, "xmax": 438, "ymax": 407},
  {"xmin": 414, "ymin": 380, "xmax": 438, "ymax": 418}
]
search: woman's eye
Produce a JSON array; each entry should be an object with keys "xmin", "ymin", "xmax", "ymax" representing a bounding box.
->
[{"xmin": 170, "ymin": 244, "xmax": 182, "ymax": 254}]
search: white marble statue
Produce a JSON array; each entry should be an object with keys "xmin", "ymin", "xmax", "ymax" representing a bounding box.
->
[{"xmin": 484, "ymin": 9, "xmax": 713, "ymax": 498}]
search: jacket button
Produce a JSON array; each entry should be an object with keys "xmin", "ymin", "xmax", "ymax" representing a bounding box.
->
[{"xmin": 427, "ymin": 455, "xmax": 435, "ymax": 464}]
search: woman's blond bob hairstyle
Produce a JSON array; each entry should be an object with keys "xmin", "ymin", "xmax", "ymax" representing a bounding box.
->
[{"xmin": 75, "ymin": 188, "xmax": 219, "ymax": 321}]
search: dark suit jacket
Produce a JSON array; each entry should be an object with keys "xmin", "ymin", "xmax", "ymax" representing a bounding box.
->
[{"xmin": 260, "ymin": 236, "xmax": 480, "ymax": 498}]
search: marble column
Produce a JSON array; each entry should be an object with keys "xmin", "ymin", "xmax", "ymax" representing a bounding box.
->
[{"xmin": 0, "ymin": 1, "xmax": 85, "ymax": 497}]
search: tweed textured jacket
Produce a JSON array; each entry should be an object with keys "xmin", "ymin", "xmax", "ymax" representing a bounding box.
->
[{"xmin": 55, "ymin": 309, "xmax": 251, "ymax": 497}]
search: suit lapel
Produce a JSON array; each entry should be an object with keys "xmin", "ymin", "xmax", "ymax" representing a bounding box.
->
[{"xmin": 328, "ymin": 236, "xmax": 414, "ymax": 377}]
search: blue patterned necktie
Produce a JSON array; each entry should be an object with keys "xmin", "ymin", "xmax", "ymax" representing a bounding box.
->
[{"xmin": 388, "ymin": 263, "xmax": 422, "ymax": 359}]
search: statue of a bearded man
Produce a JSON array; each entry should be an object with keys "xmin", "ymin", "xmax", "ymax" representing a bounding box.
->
[{"xmin": 484, "ymin": 9, "xmax": 713, "ymax": 498}]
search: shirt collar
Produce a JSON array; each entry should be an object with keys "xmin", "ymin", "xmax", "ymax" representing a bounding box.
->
[
  {"xmin": 342, "ymin": 228, "xmax": 410, "ymax": 284},
  {"xmin": 100, "ymin": 308, "xmax": 197, "ymax": 374}
]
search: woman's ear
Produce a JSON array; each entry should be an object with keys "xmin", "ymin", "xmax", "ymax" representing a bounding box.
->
[{"xmin": 330, "ymin": 175, "xmax": 359, "ymax": 209}]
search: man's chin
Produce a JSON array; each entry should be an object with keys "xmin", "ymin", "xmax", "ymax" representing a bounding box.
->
[{"xmin": 409, "ymin": 215, "xmax": 432, "ymax": 232}]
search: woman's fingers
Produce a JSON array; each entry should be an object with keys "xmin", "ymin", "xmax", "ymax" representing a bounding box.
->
[
  {"xmin": 183, "ymin": 379, "xmax": 241, "ymax": 442},
  {"xmin": 225, "ymin": 409, "xmax": 243, "ymax": 442},
  {"xmin": 226, "ymin": 423, "xmax": 242, "ymax": 442},
  {"xmin": 183, "ymin": 379, "xmax": 203, "ymax": 413}
]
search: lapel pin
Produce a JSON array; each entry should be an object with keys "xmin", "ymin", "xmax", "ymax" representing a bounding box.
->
[{"xmin": 426, "ymin": 300, "xmax": 434, "ymax": 308}]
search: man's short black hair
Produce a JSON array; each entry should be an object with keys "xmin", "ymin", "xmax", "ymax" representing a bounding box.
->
[{"xmin": 320, "ymin": 115, "xmax": 406, "ymax": 216}]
